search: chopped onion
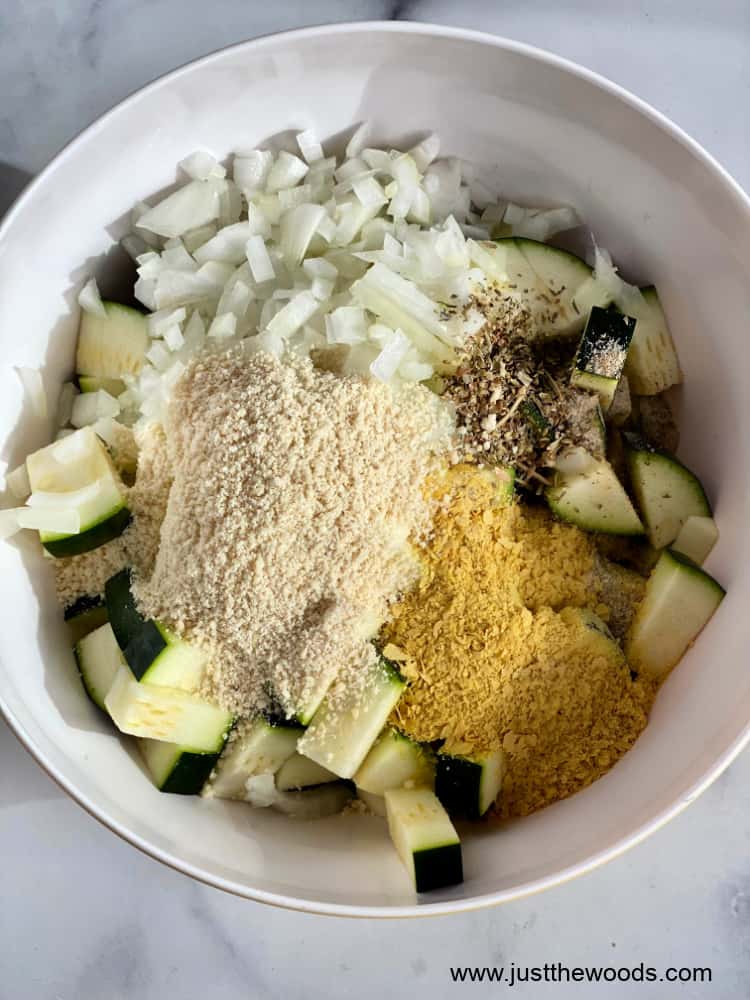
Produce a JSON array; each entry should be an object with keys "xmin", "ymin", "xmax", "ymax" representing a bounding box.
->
[
  {"xmin": 145, "ymin": 342, "xmax": 173, "ymax": 372},
  {"xmin": 245, "ymin": 235, "xmax": 275, "ymax": 283},
  {"xmin": 92, "ymin": 416, "xmax": 124, "ymax": 448},
  {"xmin": 17, "ymin": 367, "xmax": 48, "ymax": 419},
  {"xmin": 233, "ymin": 150, "xmax": 273, "ymax": 194},
  {"xmin": 506, "ymin": 204, "xmax": 579, "ymax": 242},
  {"xmin": 148, "ymin": 307, "xmax": 186, "ymax": 337},
  {"xmin": 316, "ymin": 214, "xmax": 336, "ymax": 242},
  {"xmin": 217, "ymin": 274, "xmax": 252, "ymax": 323},
  {"xmin": 278, "ymin": 184, "xmax": 313, "ymax": 211},
  {"xmin": 16, "ymin": 507, "xmax": 80, "ymax": 535},
  {"xmin": 208, "ymin": 313, "xmax": 237, "ymax": 339},
  {"xmin": 352, "ymin": 175, "xmax": 388, "ymax": 209},
  {"xmin": 593, "ymin": 243, "xmax": 648, "ymax": 318},
  {"xmin": 136, "ymin": 180, "xmax": 224, "ymax": 239},
  {"xmin": 362, "ymin": 148, "xmax": 393, "ymax": 173},
  {"xmin": 407, "ymin": 188, "xmax": 432, "ymax": 226},
  {"xmin": 303, "ymin": 258, "xmax": 337, "ymax": 280},
  {"xmin": 398, "ymin": 355, "xmax": 434, "ymax": 382},
  {"xmin": 77, "ymin": 278, "xmax": 106, "ymax": 318},
  {"xmin": 55, "ymin": 429, "xmax": 75, "ymax": 440},
  {"xmin": 266, "ymin": 151, "xmax": 309, "ymax": 193},
  {"xmin": 178, "ymin": 150, "xmax": 226, "ymax": 181},
  {"xmin": 71, "ymin": 390, "xmax": 120, "ymax": 427},
  {"xmin": 345, "ymin": 122, "xmax": 370, "ymax": 159},
  {"xmin": 28, "ymin": 479, "xmax": 104, "ymax": 509},
  {"xmin": 193, "ymin": 221, "xmax": 264, "ymax": 265},
  {"xmin": 325, "ymin": 306, "xmax": 368, "ymax": 345},
  {"xmin": 56, "ymin": 381, "xmax": 79, "ymax": 427},
  {"xmin": 163, "ymin": 324, "xmax": 185, "ymax": 351},
  {"xmin": 409, "ymin": 133, "xmax": 440, "ymax": 172},
  {"xmin": 0, "ymin": 507, "xmax": 23, "ymax": 541},
  {"xmin": 370, "ymin": 329, "xmax": 411, "ymax": 381},
  {"xmin": 5, "ymin": 464, "xmax": 30, "ymax": 501},
  {"xmin": 182, "ymin": 223, "xmax": 218, "ymax": 253},
  {"xmin": 310, "ymin": 276, "xmax": 335, "ymax": 301},
  {"xmin": 265, "ymin": 290, "xmax": 318, "ymax": 340},
  {"xmin": 160, "ymin": 243, "xmax": 198, "ymax": 273},
  {"xmin": 121, "ymin": 234, "xmax": 150, "ymax": 261},
  {"xmin": 296, "ymin": 129, "xmax": 324, "ymax": 164},
  {"xmin": 280, "ymin": 204, "xmax": 326, "ymax": 265},
  {"xmin": 218, "ymin": 181, "xmax": 243, "ymax": 227},
  {"xmin": 555, "ymin": 447, "xmax": 597, "ymax": 477}
]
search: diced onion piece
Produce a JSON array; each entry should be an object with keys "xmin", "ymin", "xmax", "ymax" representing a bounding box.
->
[
  {"xmin": 92, "ymin": 416, "xmax": 124, "ymax": 448},
  {"xmin": 145, "ymin": 342, "xmax": 173, "ymax": 372},
  {"xmin": 593, "ymin": 244, "xmax": 648, "ymax": 319},
  {"xmin": 296, "ymin": 129, "xmax": 324, "ymax": 164},
  {"xmin": 216, "ymin": 274, "xmax": 252, "ymax": 322},
  {"xmin": 325, "ymin": 306, "xmax": 368, "ymax": 345},
  {"xmin": 407, "ymin": 188, "xmax": 431, "ymax": 225},
  {"xmin": 56, "ymin": 381, "xmax": 79, "ymax": 428},
  {"xmin": 70, "ymin": 390, "xmax": 120, "ymax": 427},
  {"xmin": 178, "ymin": 150, "xmax": 226, "ymax": 181},
  {"xmin": 278, "ymin": 184, "xmax": 313, "ymax": 211},
  {"xmin": 208, "ymin": 313, "xmax": 237, "ymax": 339},
  {"xmin": 353, "ymin": 263, "xmax": 448, "ymax": 340},
  {"xmin": 370, "ymin": 329, "xmax": 411, "ymax": 381},
  {"xmin": 193, "ymin": 221, "xmax": 263, "ymax": 265},
  {"xmin": 316, "ymin": 214, "xmax": 336, "ymax": 242},
  {"xmin": 55, "ymin": 429, "xmax": 75, "ymax": 440},
  {"xmin": 17, "ymin": 367, "xmax": 48, "ymax": 419},
  {"xmin": 345, "ymin": 122, "xmax": 370, "ymax": 159},
  {"xmin": 423, "ymin": 159, "xmax": 463, "ymax": 221},
  {"xmin": 28, "ymin": 479, "xmax": 104, "ymax": 509},
  {"xmin": 362, "ymin": 148, "xmax": 393, "ymax": 173},
  {"xmin": 398, "ymin": 355, "xmax": 434, "ymax": 382},
  {"xmin": 266, "ymin": 151, "xmax": 309, "ymax": 193},
  {"xmin": 121, "ymin": 234, "xmax": 150, "ymax": 261},
  {"xmin": 310, "ymin": 276, "xmax": 335, "ymax": 301},
  {"xmin": 16, "ymin": 507, "xmax": 80, "ymax": 534},
  {"xmin": 280, "ymin": 204, "xmax": 326, "ymax": 265},
  {"xmin": 160, "ymin": 243, "xmax": 198, "ymax": 273},
  {"xmin": 505, "ymin": 204, "xmax": 579, "ymax": 242},
  {"xmin": 409, "ymin": 133, "xmax": 440, "ymax": 172},
  {"xmin": 182, "ymin": 223, "xmax": 218, "ymax": 253},
  {"xmin": 352, "ymin": 175, "xmax": 388, "ymax": 208},
  {"xmin": 303, "ymin": 257, "xmax": 337, "ymax": 280},
  {"xmin": 555, "ymin": 447, "xmax": 598, "ymax": 477},
  {"xmin": 77, "ymin": 278, "xmax": 106, "ymax": 318},
  {"xmin": 5, "ymin": 464, "xmax": 31, "ymax": 501},
  {"xmin": 0, "ymin": 507, "xmax": 23, "ymax": 541},
  {"xmin": 245, "ymin": 235, "xmax": 275, "ymax": 283},
  {"xmin": 148, "ymin": 307, "xmax": 186, "ymax": 337},
  {"xmin": 265, "ymin": 290, "xmax": 318, "ymax": 340},
  {"xmin": 136, "ymin": 180, "xmax": 224, "ymax": 238},
  {"xmin": 234, "ymin": 150, "xmax": 273, "ymax": 194},
  {"xmin": 163, "ymin": 324, "xmax": 185, "ymax": 351}
]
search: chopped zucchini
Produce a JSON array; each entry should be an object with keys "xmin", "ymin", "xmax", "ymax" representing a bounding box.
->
[
  {"xmin": 546, "ymin": 453, "xmax": 644, "ymax": 536},
  {"xmin": 205, "ymin": 718, "xmax": 301, "ymax": 801},
  {"xmin": 592, "ymin": 556, "xmax": 646, "ymax": 640},
  {"xmin": 354, "ymin": 728, "xmax": 435, "ymax": 796},
  {"xmin": 384, "ymin": 787, "xmax": 463, "ymax": 893},
  {"xmin": 105, "ymin": 568, "xmax": 207, "ymax": 691},
  {"xmin": 140, "ymin": 738, "xmax": 225, "ymax": 795},
  {"xmin": 671, "ymin": 515, "xmax": 719, "ymax": 566},
  {"xmin": 275, "ymin": 753, "xmax": 338, "ymax": 791},
  {"xmin": 78, "ymin": 375, "xmax": 126, "ymax": 397},
  {"xmin": 64, "ymin": 593, "xmax": 108, "ymax": 642},
  {"xmin": 625, "ymin": 549, "xmax": 725, "ymax": 679},
  {"xmin": 357, "ymin": 789, "xmax": 387, "ymax": 817},
  {"xmin": 624, "ymin": 435, "xmax": 711, "ymax": 549},
  {"xmin": 624, "ymin": 287, "xmax": 681, "ymax": 395},
  {"xmin": 25, "ymin": 427, "xmax": 130, "ymax": 557},
  {"xmin": 632, "ymin": 393, "xmax": 680, "ymax": 453},
  {"xmin": 435, "ymin": 747, "xmax": 504, "ymax": 820},
  {"xmin": 104, "ymin": 666, "xmax": 233, "ymax": 749},
  {"xmin": 571, "ymin": 305, "xmax": 636, "ymax": 410},
  {"xmin": 298, "ymin": 654, "xmax": 407, "ymax": 779},
  {"xmin": 271, "ymin": 782, "xmax": 354, "ymax": 819},
  {"xmin": 76, "ymin": 301, "xmax": 149, "ymax": 379},
  {"xmin": 74, "ymin": 622, "xmax": 126, "ymax": 711},
  {"xmin": 607, "ymin": 374, "xmax": 632, "ymax": 427}
]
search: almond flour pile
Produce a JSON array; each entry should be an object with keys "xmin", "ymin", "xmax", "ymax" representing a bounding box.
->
[{"xmin": 134, "ymin": 347, "xmax": 452, "ymax": 719}]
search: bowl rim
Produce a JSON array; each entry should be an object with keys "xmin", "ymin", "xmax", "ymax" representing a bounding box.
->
[{"xmin": 2, "ymin": 18, "xmax": 750, "ymax": 919}]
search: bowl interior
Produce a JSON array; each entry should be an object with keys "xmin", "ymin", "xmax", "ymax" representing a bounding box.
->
[{"xmin": 1, "ymin": 23, "xmax": 749, "ymax": 915}]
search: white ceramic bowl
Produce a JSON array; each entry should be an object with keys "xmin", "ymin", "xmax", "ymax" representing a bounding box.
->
[{"xmin": 2, "ymin": 22, "xmax": 749, "ymax": 917}]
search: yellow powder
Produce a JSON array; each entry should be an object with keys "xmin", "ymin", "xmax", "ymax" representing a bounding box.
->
[{"xmin": 383, "ymin": 465, "xmax": 654, "ymax": 818}]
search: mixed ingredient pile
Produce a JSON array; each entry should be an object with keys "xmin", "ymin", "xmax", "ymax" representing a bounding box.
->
[{"xmin": 2, "ymin": 129, "xmax": 725, "ymax": 894}]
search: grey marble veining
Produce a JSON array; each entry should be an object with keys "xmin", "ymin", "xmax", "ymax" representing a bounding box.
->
[{"xmin": 2, "ymin": 3, "xmax": 749, "ymax": 998}]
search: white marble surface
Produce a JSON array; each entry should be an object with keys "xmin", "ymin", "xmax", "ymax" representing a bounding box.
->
[{"xmin": 2, "ymin": 2, "xmax": 750, "ymax": 997}]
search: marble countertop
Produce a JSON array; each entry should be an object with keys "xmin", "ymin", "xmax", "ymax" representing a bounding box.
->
[{"xmin": 2, "ymin": 2, "xmax": 749, "ymax": 997}]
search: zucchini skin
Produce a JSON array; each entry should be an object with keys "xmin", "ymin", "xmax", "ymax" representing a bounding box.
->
[
  {"xmin": 435, "ymin": 754, "xmax": 484, "ymax": 821},
  {"xmin": 106, "ymin": 568, "xmax": 147, "ymax": 650},
  {"xmin": 413, "ymin": 843, "xmax": 464, "ymax": 894},
  {"xmin": 64, "ymin": 594, "xmax": 109, "ymax": 641},
  {"xmin": 123, "ymin": 621, "xmax": 169, "ymax": 679},
  {"xmin": 43, "ymin": 506, "xmax": 131, "ymax": 557},
  {"xmin": 160, "ymin": 751, "xmax": 223, "ymax": 795}
]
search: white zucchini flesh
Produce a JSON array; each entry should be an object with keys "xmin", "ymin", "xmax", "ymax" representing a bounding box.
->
[
  {"xmin": 625, "ymin": 549, "xmax": 725, "ymax": 679},
  {"xmin": 76, "ymin": 302, "xmax": 149, "ymax": 378},
  {"xmin": 275, "ymin": 753, "xmax": 338, "ymax": 791},
  {"xmin": 353, "ymin": 728, "xmax": 434, "ymax": 795},
  {"xmin": 671, "ymin": 515, "xmax": 719, "ymax": 566},
  {"xmin": 24, "ymin": 427, "xmax": 128, "ymax": 553},
  {"xmin": 384, "ymin": 787, "xmax": 463, "ymax": 893},
  {"xmin": 624, "ymin": 287, "xmax": 682, "ymax": 395},
  {"xmin": 625, "ymin": 443, "xmax": 711, "ymax": 549},
  {"xmin": 546, "ymin": 457, "xmax": 644, "ymax": 536},
  {"xmin": 205, "ymin": 719, "xmax": 300, "ymax": 801},
  {"xmin": 357, "ymin": 789, "xmax": 387, "ymax": 817},
  {"xmin": 298, "ymin": 657, "xmax": 406, "ymax": 779},
  {"xmin": 104, "ymin": 665, "xmax": 233, "ymax": 750},
  {"xmin": 74, "ymin": 622, "xmax": 126, "ymax": 711}
]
